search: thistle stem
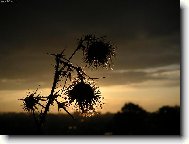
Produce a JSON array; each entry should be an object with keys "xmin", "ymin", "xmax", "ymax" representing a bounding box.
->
[
  {"xmin": 38, "ymin": 44, "xmax": 82, "ymax": 128},
  {"xmin": 68, "ymin": 41, "xmax": 82, "ymax": 60},
  {"xmin": 39, "ymin": 55, "xmax": 60, "ymax": 127}
]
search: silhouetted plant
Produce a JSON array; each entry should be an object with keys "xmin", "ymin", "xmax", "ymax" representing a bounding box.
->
[
  {"xmin": 113, "ymin": 103, "xmax": 180, "ymax": 135},
  {"xmin": 81, "ymin": 35, "xmax": 115, "ymax": 68},
  {"xmin": 121, "ymin": 103, "xmax": 147, "ymax": 114},
  {"xmin": 154, "ymin": 105, "xmax": 180, "ymax": 134},
  {"xmin": 113, "ymin": 103, "xmax": 147, "ymax": 135},
  {"xmin": 19, "ymin": 34, "xmax": 116, "ymax": 131}
]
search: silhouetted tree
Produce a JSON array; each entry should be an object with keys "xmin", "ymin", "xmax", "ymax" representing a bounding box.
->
[
  {"xmin": 121, "ymin": 103, "xmax": 147, "ymax": 114},
  {"xmin": 19, "ymin": 35, "xmax": 116, "ymax": 132},
  {"xmin": 112, "ymin": 103, "xmax": 180, "ymax": 135},
  {"xmin": 113, "ymin": 103, "xmax": 147, "ymax": 135},
  {"xmin": 153, "ymin": 106, "xmax": 180, "ymax": 135}
]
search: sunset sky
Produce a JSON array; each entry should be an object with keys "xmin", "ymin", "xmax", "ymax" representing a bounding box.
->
[{"xmin": 0, "ymin": 0, "xmax": 180, "ymax": 113}]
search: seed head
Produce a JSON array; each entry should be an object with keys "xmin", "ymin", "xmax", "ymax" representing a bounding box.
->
[
  {"xmin": 65, "ymin": 78, "xmax": 103, "ymax": 115},
  {"xmin": 22, "ymin": 94, "xmax": 39, "ymax": 112},
  {"xmin": 81, "ymin": 35, "xmax": 116, "ymax": 68}
]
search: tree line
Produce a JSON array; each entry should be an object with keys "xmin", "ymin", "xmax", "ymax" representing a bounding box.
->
[{"xmin": 0, "ymin": 102, "xmax": 180, "ymax": 135}]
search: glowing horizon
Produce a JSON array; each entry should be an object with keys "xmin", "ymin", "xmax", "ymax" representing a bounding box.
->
[{"xmin": 0, "ymin": 77, "xmax": 180, "ymax": 114}]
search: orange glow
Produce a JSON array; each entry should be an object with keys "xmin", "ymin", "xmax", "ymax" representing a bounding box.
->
[
  {"xmin": 100, "ymin": 82, "xmax": 180, "ymax": 113},
  {"xmin": 0, "ymin": 79, "xmax": 180, "ymax": 114}
]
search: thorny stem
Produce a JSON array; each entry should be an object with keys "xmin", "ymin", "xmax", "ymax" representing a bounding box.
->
[
  {"xmin": 39, "ymin": 55, "xmax": 61, "ymax": 127},
  {"xmin": 68, "ymin": 40, "xmax": 83, "ymax": 60},
  {"xmin": 61, "ymin": 73, "xmax": 69, "ymax": 94},
  {"xmin": 58, "ymin": 43, "xmax": 82, "ymax": 73},
  {"xmin": 38, "ymin": 45, "xmax": 81, "ymax": 129}
]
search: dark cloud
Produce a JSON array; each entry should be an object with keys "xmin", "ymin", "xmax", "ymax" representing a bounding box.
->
[
  {"xmin": 0, "ymin": 0, "xmax": 180, "ymax": 44},
  {"xmin": 96, "ymin": 65, "xmax": 180, "ymax": 86},
  {"xmin": 0, "ymin": 64, "xmax": 180, "ymax": 90},
  {"xmin": 0, "ymin": 0, "xmax": 180, "ymax": 90},
  {"xmin": 114, "ymin": 32, "xmax": 180, "ymax": 69}
]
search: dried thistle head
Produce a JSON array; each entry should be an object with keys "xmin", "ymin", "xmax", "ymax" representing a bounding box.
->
[
  {"xmin": 22, "ymin": 94, "xmax": 39, "ymax": 112},
  {"xmin": 80, "ymin": 35, "xmax": 116, "ymax": 68},
  {"xmin": 65, "ymin": 78, "xmax": 103, "ymax": 115}
]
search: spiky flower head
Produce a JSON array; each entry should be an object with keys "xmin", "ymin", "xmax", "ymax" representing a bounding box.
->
[
  {"xmin": 65, "ymin": 77, "xmax": 103, "ymax": 115},
  {"xmin": 22, "ymin": 94, "xmax": 39, "ymax": 112},
  {"xmin": 80, "ymin": 35, "xmax": 116, "ymax": 68}
]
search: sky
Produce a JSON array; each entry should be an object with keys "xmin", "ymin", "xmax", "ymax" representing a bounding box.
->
[{"xmin": 0, "ymin": 0, "xmax": 180, "ymax": 113}]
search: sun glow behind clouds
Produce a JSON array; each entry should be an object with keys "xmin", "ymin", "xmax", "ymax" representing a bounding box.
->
[
  {"xmin": 100, "ymin": 83, "xmax": 180, "ymax": 113},
  {"xmin": 0, "ymin": 81, "xmax": 180, "ymax": 114},
  {"xmin": 0, "ymin": 71, "xmax": 180, "ymax": 114},
  {"xmin": 0, "ymin": 86, "xmax": 179, "ymax": 114}
]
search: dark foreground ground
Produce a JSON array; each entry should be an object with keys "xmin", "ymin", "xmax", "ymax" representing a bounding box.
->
[{"xmin": 0, "ymin": 103, "xmax": 180, "ymax": 135}]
